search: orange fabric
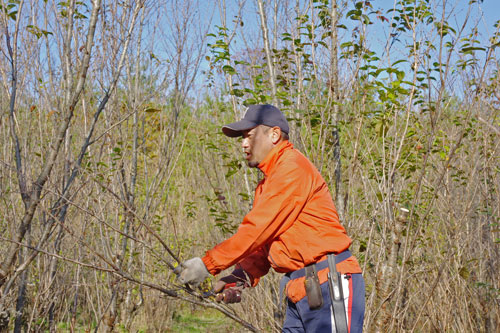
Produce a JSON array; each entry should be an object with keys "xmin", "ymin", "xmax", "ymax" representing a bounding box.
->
[{"xmin": 202, "ymin": 140, "xmax": 361, "ymax": 295}]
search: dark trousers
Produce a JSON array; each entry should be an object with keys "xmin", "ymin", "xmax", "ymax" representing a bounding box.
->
[{"xmin": 282, "ymin": 273, "xmax": 365, "ymax": 333}]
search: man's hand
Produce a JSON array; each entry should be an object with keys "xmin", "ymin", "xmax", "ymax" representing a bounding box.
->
[
  {"xmin": 215, "ymin": 284, "xmax": 245, "ymax": 303},
  {"xmin": 213, "ymin": 268, "xmax": 249, "ymax": 304},
  {"xmin": 173, "ymin": 257, "xmax": 210, "ymax": 287}
]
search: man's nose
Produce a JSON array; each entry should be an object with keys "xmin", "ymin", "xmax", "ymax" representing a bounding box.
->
[{"xmin": 242, "ymin": 138, "xmax": 249, "ymax": 148}]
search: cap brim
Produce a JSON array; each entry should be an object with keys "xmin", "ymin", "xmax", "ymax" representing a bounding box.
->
[{"xmin": 222, "ymin": 119, "xmax": 257, "ymax": 137}]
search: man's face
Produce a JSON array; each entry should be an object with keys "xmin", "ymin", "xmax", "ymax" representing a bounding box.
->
[{"xmin": 241, "ymin": 126, "xmax": 275, "ymax": 168}]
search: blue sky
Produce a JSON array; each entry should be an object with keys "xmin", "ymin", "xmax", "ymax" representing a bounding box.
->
[
  {"xmin": 208, "ymin": 0, "xmax": 499, "ymax": 56},
  {"xmin": 478, "ymin": 0, "xmax": 500, "ymax": 28},
  {"xmin": 364, "ymin": 0, "xmax": 499, "ymax": 61},
  {"xmin": 195, "ymin": 0, "xmax": 499, "ymax": 98}
]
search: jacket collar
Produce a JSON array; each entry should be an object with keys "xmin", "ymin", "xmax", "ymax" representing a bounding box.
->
[{"xmin": 258, "ymin": 140, "xmax": 293, "ymax": 177}]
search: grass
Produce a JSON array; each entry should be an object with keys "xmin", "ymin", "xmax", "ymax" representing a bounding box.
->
[{"xmin": 167, "ymin": 308, "xmax": 242, "ymax": 332}]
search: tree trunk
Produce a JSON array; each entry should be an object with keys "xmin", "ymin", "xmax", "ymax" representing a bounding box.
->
[
  {"xmin": 257, "ymin": 0, "xmax": 278, "ymax": 105},
  {"xmin": 329, "ymin": 0, "xmax": 344, "ymax": 222}
]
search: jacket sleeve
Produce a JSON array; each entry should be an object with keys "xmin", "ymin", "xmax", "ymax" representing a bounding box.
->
[{"xmin": 202, "ymin": 158, "xmax": 313, "ymax": 276}]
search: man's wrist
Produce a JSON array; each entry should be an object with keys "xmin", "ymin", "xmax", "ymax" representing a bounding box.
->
[{"xmin": 220, "ymin": 267, "xmax": 250, "ymax": 286}]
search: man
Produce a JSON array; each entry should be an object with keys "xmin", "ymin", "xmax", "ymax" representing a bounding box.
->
[{"xmin": 175, "ymin": 104, "xmax": 365, "ymax": 332}]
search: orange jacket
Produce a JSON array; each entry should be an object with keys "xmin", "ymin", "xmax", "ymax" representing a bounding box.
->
[{"xmin": 202, "ymin": 140, "xmax": 361, "ymax": 300}]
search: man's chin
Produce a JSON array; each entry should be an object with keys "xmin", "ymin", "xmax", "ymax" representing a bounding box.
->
[{"xmin": 247, "ymin": 160, "xmax": 259, "ymax": 168}]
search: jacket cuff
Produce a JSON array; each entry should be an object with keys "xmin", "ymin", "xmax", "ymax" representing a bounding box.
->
[{"xmin": 201, "ymin": 254, "xmax": 219, "ymax": 276}]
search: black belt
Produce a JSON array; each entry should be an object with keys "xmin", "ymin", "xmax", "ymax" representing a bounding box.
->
[{"xmin": 286, "ymin": 250, "xmax": 352, "ymax": 280}]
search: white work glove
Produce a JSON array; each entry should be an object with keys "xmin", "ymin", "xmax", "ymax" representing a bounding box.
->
[{"xmin": 174, "ymin": 257, "xmax": 210, "ymax": 287}]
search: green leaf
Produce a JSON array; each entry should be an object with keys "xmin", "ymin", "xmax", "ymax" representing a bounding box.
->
[
  {"xmin": 243, "ymin": 98, "xmax": 257, "ymax": 106},
  {"xmin": 392, "ymin": 59, "xmax": 407, "ymax": 66},
  {"xmin": 230, "ymin": 89, "xmax": 244, "ymax": 97},
  {"xmin": 396, "ymin": 70, "xmax": 405, "ymax": 81},
  {"xmin": 459, "ymin": 266, "xmax": 470, "ymax": 279},
  {"xmin": 460, "ymin": 46, "xmax": 486, "ymax": 53},
  {"xmin": 222, "ymin": 65, "xmax": 236, "ymax": 75}
]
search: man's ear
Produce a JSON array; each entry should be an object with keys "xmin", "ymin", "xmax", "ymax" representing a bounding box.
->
[{"xmin": 271, "ymin": 127, "xmax": 281, "ymax": 144}]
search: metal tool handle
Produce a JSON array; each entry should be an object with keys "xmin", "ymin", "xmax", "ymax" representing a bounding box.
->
[{"xmin": 327, "ymin": 254, "xmax": 349, "ymax": 333}]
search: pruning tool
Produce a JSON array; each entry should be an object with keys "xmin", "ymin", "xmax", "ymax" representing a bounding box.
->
[{"xmin": 202, "ymin": 281, "xmax": 244, "ymax": 302}]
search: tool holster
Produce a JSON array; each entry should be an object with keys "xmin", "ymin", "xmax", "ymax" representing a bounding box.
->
[{"xmin": 304, "ymin": 264, "xmax": 323, "ymax": 310}]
